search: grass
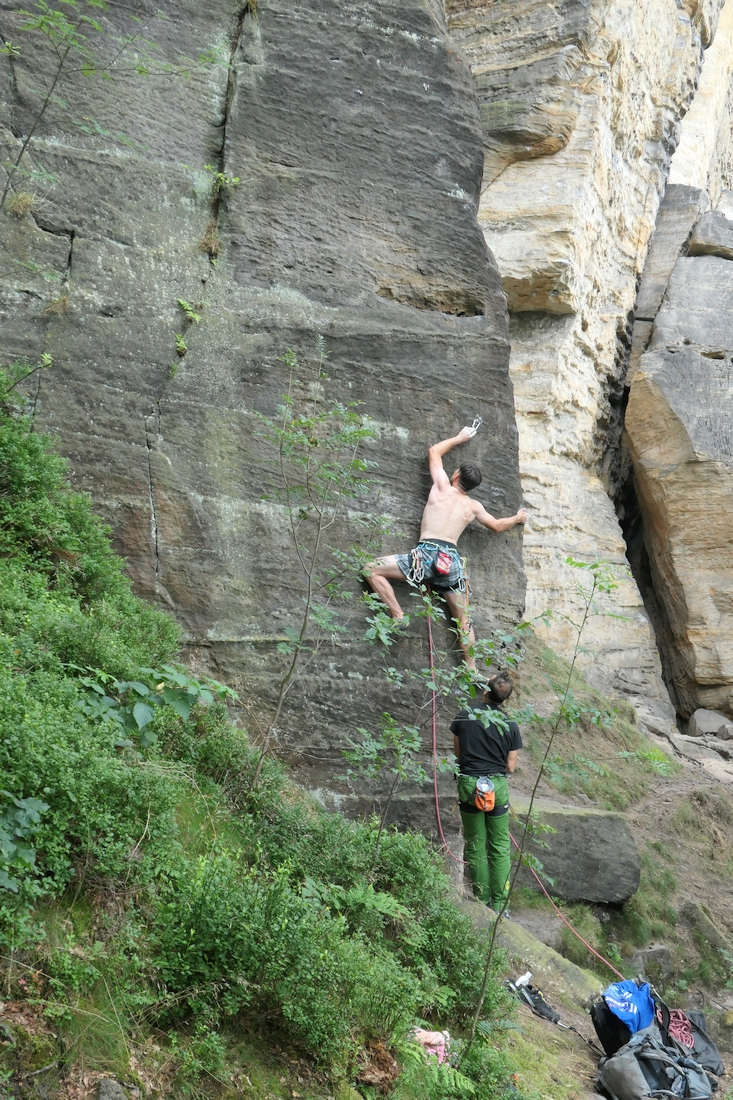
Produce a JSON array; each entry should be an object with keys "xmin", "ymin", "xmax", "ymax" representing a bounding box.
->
[
  {"xmin": 7, "ymin": 191, "xmax": 35, "ymax": 217},
  {"xmin": 42, "ymin": 292, "xmax": 70, "ymax": 316},
  {"xmin": 500, "ymin": 1011, "xmax": 597, "ymax": 1099},
  {"xmin": 198, "ymin": 220, "xmax": 221, "ymax": 257}
]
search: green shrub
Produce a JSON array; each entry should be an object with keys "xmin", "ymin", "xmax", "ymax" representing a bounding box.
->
[{"xmin": 154, "ymin": 851, "xmax": 420, "ymax": 1063}]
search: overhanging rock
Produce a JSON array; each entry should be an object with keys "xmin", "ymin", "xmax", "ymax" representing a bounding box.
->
[{"xmin": 513, "ymin": 795, "xmax": 640, "ymax": 904}]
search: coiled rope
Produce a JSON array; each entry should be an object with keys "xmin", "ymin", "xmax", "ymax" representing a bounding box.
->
[{"xmin": 659, "ymin": 1008, "xmax": 694, "ymax": 1048}]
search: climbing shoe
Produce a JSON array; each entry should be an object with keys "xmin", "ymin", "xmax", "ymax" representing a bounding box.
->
[{"xmin": 506, "ymin": 979, "xmax": 560, "ymax": 1024}]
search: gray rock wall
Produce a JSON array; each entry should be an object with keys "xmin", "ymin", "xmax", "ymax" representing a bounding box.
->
[
  {"xmin": 626, "ymin": 241, "xmax": 733, "ymax": 717},
  {"xmin": 0, "ymin": 1, "xmax": 524, "ymax": 801}
]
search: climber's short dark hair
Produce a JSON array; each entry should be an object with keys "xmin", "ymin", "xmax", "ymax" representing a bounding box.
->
[
  {"xmin": 458, "ymin": 462, "xmax": 482, "ymax": 493},
  {"xmin": 486, "ymin": 670, "xmax": 513, "ymax": 703}
]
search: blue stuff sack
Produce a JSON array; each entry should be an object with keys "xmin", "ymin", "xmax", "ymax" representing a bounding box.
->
[{"xmin": 603, "ymin": 979, "xmax": 655, "ymax": 1035}]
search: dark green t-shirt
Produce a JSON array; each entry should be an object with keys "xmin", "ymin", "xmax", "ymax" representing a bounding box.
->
[{"xmin": 450, "ymin": 703, "xmax": 522, "ymax": 776}]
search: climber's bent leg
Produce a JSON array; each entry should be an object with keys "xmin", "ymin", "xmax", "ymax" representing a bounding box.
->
[
  {"xmin": 363, "ymin": 556, "xmax": 408, "ymax": 619},
  {"xmin": 444, "ymin": 588, "xmax": 476, "ymax": 669}
]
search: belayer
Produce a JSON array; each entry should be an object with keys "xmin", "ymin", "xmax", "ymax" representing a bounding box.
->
[
  {"xmin": 364, "ymin": 424, "xmax": 526, "ymax": 668},
  {"xmin": 451, "ymin": 671, "xmax": 522, "ymax": 913}
]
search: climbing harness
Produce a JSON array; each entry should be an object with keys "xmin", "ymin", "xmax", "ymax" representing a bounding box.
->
[{"xmin": 404, "ymin": 542, "xmax": 469, "ymax": 594}]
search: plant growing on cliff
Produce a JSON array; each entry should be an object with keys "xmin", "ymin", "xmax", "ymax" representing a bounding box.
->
[
  {"xmin": 250, "ymin": 340, "xmax": 380, "ymax": 786},
  {"xmin": 0, "ymin": 0, "xmax": 218, "ymax": 213},
  {"xmin": 204, "ymin": 164, "xmax": 240, "ymax": 203},
  {"xmin": 340, "ymin": 713, "xmax": 428, "ymax": 854},
  {"xmin": 343, "ymin": 591, "xmax": 531, "ymax": 861},
  {"xmin": 0, "ymin": 354, "xmax": 52, "ymax": 406}
]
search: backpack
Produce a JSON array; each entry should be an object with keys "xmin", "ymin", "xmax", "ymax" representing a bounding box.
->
[
  {"xmin": 598, "ymin": 1024, "xmax": 713, "ymax": 1100},
  {"xmin": 592, "ymin": 980, "xmax": 657, "ymax": 1058},
  {"xmin": 591, "ymin": 996, "xmax": 632, "ymax": 1057},
  {"xmin": 686, "ymin": 1010, "xmax": 725, "ymax": 1078}
]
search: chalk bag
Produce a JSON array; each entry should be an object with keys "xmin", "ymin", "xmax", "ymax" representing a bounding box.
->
[{"xmin": 474, "ymin": 776, "xmax": 495, "ymax": 812}]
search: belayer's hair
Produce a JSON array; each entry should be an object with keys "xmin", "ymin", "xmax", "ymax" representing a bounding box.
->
[
  {"xmin": 458, "ymin": 462, "xmax": 482, "ymax": 493},
  {"xmin": 486, "ymin": 670, "xmax": 513, "ymax": 703}
]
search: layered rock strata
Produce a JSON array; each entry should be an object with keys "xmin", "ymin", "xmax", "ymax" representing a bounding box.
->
[
  {"xmin": 625, "ymin": 2, "xmax": 733, "ymax": 718},
  {"xmin": 447, "ymin": 0, "xmax": 720, "ymax": 710},
  {"xmin": 626, "ymin": 227, "xmax": 733, "ymax": 717},
  {"xmin": 0, "ymin": 2, "xmax": 523, "ymax": 801}
]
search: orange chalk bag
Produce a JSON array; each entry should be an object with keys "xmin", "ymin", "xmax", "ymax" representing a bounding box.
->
[{"xmin": 473, "ymin": 776, "xmax": 495, "ymax": 812}]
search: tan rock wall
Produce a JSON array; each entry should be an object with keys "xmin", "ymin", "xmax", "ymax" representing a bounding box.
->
[
  {"xmin": 447, "ymin": 0, "xmax": 715, "ymax": 705},
  {"xmin": 624, "ymin": 1, "xmax": 733, "ymax": 717}
]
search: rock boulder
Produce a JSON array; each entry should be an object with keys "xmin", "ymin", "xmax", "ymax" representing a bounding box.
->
[
  {"xmin": 630, "ymin": 944, "xmax": 674, "ymax": 983},
  {"xmin": 689, "ymin": 708, "xmax": 733, "ymax": 738},
  {"xmin": 689, "ymin": 209, "xmax": 733, "ymax": 260},
  {"xmin": 97, "ymin": 1082, "xmax": 127, "ymax": 1100},
  {"xmin": 512, "ymin": 796, "xmax": 640, "ymax": 904}
]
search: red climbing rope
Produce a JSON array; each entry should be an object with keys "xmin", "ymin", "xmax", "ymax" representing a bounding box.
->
[
  {"xmin": 427, "ymin": 604, "xmax": 467, "ymax": 864},
  {"xmin": 508, "ymin": 829, "xmax": 625, "ymax": 980},
  {"xmin": 660, "ymin": 1008, "xmax": 694, "ymax": 1048}
]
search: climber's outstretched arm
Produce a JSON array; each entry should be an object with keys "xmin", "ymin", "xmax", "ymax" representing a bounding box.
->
[
  {"xmin": 428, "ymin": 425, "xmax": 477, "ymax": 487},
  {"xmin": 473, "ymin": 502, "xmax": 527, "ymax": 532}
]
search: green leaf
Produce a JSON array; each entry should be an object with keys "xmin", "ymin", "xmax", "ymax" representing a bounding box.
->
[
  {"xmin": 132, "ymin": 701, "xmax": 155, "ymax": 729},
  {"xmin": 165, "ymin": 695, "xmax": 192, "ymax": 721},
  {"xmin": 0, "ymin": 869, "xmax": 19, "ymax": 893}
]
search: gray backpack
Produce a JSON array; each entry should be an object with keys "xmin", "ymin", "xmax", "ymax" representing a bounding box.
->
[{"xmin": 599, "ymin": 1024, "xmax": 713, "ymax": 1099}]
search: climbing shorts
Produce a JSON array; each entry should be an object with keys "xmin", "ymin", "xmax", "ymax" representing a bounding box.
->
[{"xmin": 395, "ymin": 539, "xmax": 468, "ymax": 594}]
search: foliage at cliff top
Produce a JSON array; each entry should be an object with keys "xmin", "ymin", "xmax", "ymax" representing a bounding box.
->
[{"xmin": 0, "ymin": 390, "xmax": 522, "ymax": 1097}]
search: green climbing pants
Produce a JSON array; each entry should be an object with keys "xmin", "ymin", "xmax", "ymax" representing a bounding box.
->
[{"xmin": 457, "ymin": 774, "xmax": 511, "ymax": 911}]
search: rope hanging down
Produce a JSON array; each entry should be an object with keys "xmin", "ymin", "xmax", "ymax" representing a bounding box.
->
[{"xmin": 427, "ymin": 599, "xmax": 466, "ymax": 865}]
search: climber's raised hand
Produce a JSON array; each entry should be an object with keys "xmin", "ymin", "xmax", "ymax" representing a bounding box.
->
[{"xmin": 457, "ymin": 424, "xmax": 478, "ymax": 443}]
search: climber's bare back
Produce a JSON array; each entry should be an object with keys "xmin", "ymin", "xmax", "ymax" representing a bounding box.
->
[{"xmin": 420, "ymin": 482, "xmax": 482, "ymax": 544}]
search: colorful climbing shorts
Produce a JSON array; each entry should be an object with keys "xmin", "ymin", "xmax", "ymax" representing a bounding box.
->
[{"xmin": 395, "ymin": 539, "xmax": 468, "ymax": 594}]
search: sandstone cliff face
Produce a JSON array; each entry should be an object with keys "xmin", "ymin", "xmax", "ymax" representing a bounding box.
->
[
  {"xmin": 0, "ymin": 1, "xmax": 523, "ymax": 798},
  {"xmin": 622, "ymin": 2, "xmax": 733, "ymax": 719},
  {"xmin": 446, "ymin": 0, "xmax": 719, "ymax": 711}
]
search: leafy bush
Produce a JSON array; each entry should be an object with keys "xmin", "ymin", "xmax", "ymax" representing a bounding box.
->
[
  {"xmin": 0, "ymin": 791, "xmax": 48, "ymax": 892},
  {"xmin": 155, "ymin": 852, "xmax": 420, "ymax": 1063}
]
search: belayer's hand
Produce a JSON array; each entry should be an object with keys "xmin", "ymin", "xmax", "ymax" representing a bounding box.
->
[{"xmin": 457, "ymin": 425, "xmax": 478, "ymax": 442}]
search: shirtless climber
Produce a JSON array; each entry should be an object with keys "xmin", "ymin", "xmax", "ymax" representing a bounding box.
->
[{"xmin": 364, "ymin": 425, "xmax": 527, "ymax": 669}]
